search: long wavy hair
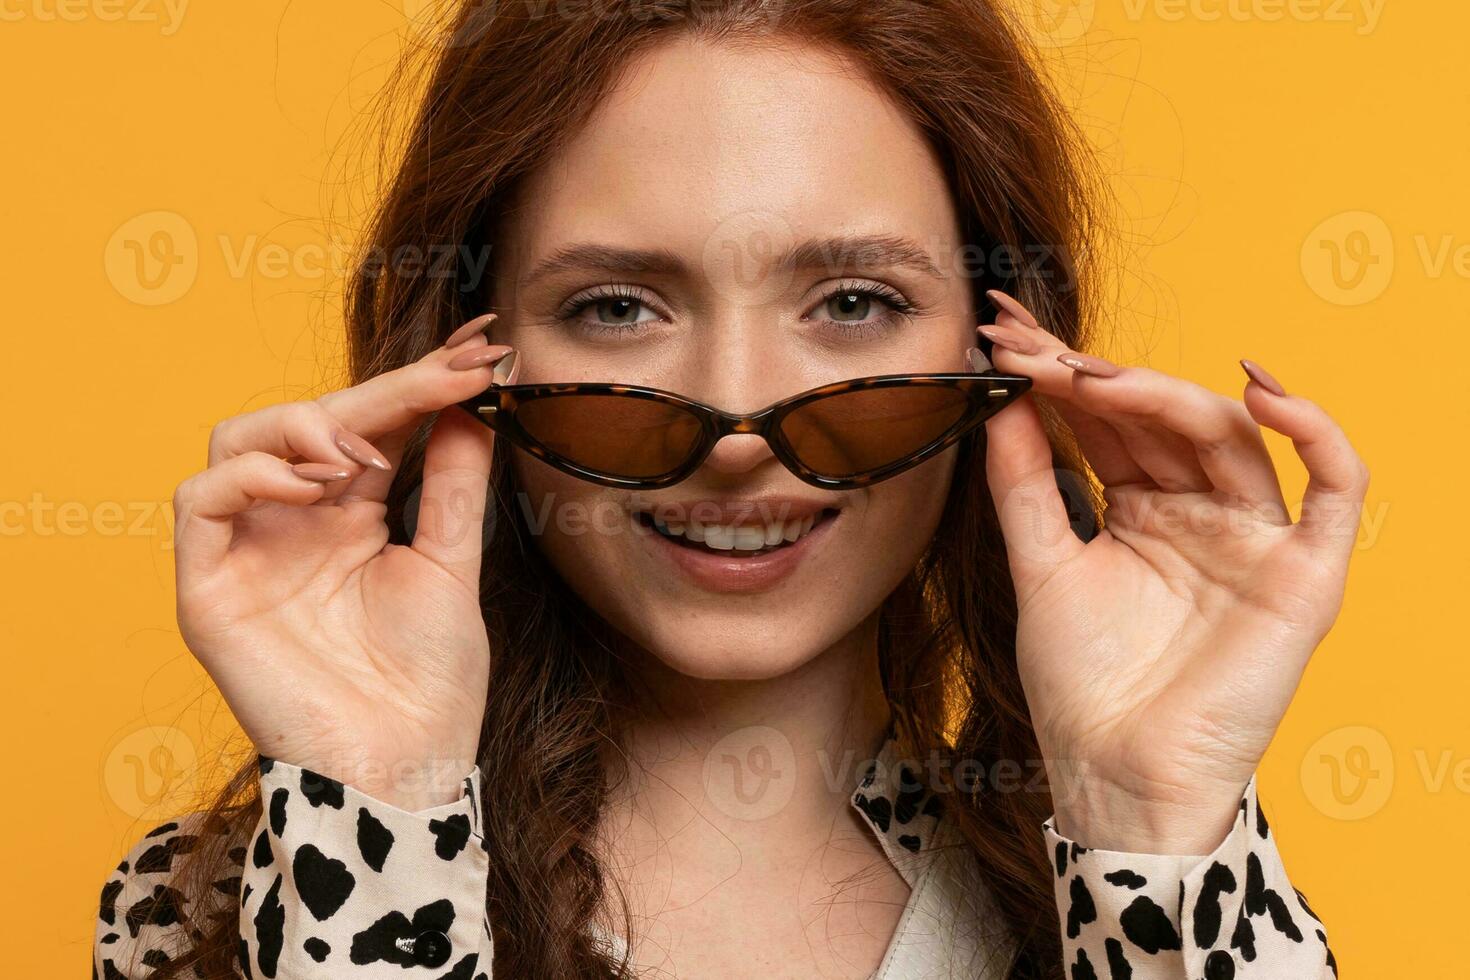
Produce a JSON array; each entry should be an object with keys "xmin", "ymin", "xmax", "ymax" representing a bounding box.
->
[{"xmin": 152, "ymin": 1, "xmax": 1106, "ymax": 976}]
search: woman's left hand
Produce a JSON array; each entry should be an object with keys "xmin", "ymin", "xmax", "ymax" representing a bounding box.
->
[{"xmin": 979, "ymin": 290, "xmax": 1369, "ymax": 854}]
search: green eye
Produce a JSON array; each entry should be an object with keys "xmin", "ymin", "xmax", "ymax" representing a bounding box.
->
[{"xmin": 826, "ymin": 292, "xmax": 872, "ymax": 322}]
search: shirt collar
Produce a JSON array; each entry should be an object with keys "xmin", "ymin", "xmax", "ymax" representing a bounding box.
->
[{"xmin": 849, "ymin": 734, "xmax": 947, "ymax": 885}]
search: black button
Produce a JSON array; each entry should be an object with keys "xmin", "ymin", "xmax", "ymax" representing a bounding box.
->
[
  {"xmin": 412, "ymin": 929, "xmax": 451, "ymax": 969},
  {"xmin": 1204, "ymin": 950, "xmax": 1236, "ymax": 980}
]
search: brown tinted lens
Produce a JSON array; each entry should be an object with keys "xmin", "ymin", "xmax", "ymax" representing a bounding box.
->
[
  {"xmin": 779, "ymin": 384, "xmax": 972, "ymax": 478},
  {"xmin": 514, "ymin": 392, "xmax": 704, "ymax": 479}
]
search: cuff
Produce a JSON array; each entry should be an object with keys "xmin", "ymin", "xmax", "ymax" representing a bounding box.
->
[
  {"xmin": 1043, "ymin": 774, "xmax": 1336, "ymax": 978},
  {"xmin": 238, "ymin": 756, "xmax": 491, "ymax": 978}
]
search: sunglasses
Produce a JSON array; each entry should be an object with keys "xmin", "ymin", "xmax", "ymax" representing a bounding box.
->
[{"xmin": 456, "ymin": 369, "xmax": 1031, "ymax": 490}]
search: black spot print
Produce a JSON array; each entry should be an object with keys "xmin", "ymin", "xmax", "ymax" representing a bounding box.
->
[
  {"xmin": 228, "ymin": 845, "xmax": 248, "ymax": 866},
  {"xmin": 1103, "ymin": 869, "xmax": 1146, "ymax": 890},
  {"xmin": 1295, "ymin": 887, "xmax": 1322, "ymax": 923},
  {"xmin": 921, "ymin": 793, "xmax": 942, "ymax": 819},
  {"xmin": 897, "ymin": 834, "xmax": 921, "ymax": 853},
  {"xmin": 438, "ymin": 953, "xmax": 480, "ymax": 980},
  {"xmin": 1230, "ymin": 903, "xmax": 1257, "ymax": 962},
  {"xmin": 1254, "ymin": 798, "xmax": 1270, "ymax": 839},
  {"xmin": 144, "ymin": 822, "xmax": 179, "ymax": 839},
  {"xmin": 252, "ymin": 828, "xmax": 273, "ymax": 869},
  {"xmin": 292, "ymin": 844, "xmax": 357, "ymax": 921},
  {"xmin": 854, "ymin": 793, "xmax": 892, "ymax": 833},
  {"xmin": 99, "ymin": 932, "xmax": 118, "ymax": 945},
  {"xmin": 258, "ymin": 756, "xmax": 275, "ymax": 777},
  {"xmin": 142, "ymin": 949, "xmax": 172, "ymax": 969},
  {"xmin": 212, "ymin": 875, "xmax": 242, "ymax": 897},
  {"xmin": 300, "ymin": 769, "xmax": 345, "ymax": 809},
  {"xmin": 1243, "ymin": 853, "xmax": 1303, "ymax": 942},
  {"xmin": 269, "ymin": 787, "xmax": 289, "ymax": 836},
  {"xmin": 1055, "ymin": 841, "xmax": 1068, "ymax": 878},
  {"xmin": 135, "ymin": 834, "xmax": 198, "ymax": 874},
  {"xmin": 1070, "ymin": 842, "xmax": 1088, "ymax": 864},
  {"xmin": 124, "ymin": 884, "xmax": 187, "ymax": 939},
  {"xmin": 1194, "ymin": 861, "xmax": 1238, "ymax": 948},
  {"xmin": 253, "ymin": 874, "xmax": 285, "ymax": 979},
  {"xmin": 1066, "ymin": 875, "xmax": 1097, "ymax": 939},
  {"xmin": 350, "ymin": 898, "xmax": 456, "ymax": 966},
  {"xmin": 242, "ymin": 882, "xmax": 253, "ymax": 907},
  {"xmin": 1070, "ymin": 948, "xmax": 1097, "ymax": 980},
  {"xmin": 101, "ymin": 959, "xmax": 127, "ymax": 980},
  {"xmin": 1319, "ymin": 929, "xmax": 1338, "ymax": 977},
  {"xmin": 99, "ymin": 879, "xmax": 123, "ymax": 925},
  {"xmin": 1119, "ymin": 895, "xmax": 1181, "ymax": 954},
  {"xmin": 304, "ymin": 937, "xmax": 331, "ymax": 962},
  {"xmin": 893, "ymin": 767, "xmax": 926, "ymax": 823},
  {"xmin": 1204, "ymin": 949, "xmax": 1236, "ymax": 979},
  {"xmin": 1103, "ymin": 937, "xmax": 1132, "ymax": 978},
  {"xmin": 237, "ymin": 937, "xmax": 253, "ymax": 979},
  {"xmin": 358, "ymin": 806, "xmax": 394, "ymax": 872},
  {"xmin": 429, "ymin": 813, "xmax": 473, "ymax": 861}
]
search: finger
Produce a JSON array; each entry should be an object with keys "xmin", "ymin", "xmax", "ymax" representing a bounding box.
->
[
  {"xmin": 173, "ymin": 452, "xmax": 348, "ymax": 575},
  {"xmin": 981, "ymin": 322, "xmax": 1151, "ymax": 487},
  {"xmin": 317, "ymin": 335, "xmax": 515, "ymax": 443},
  {"xmin": 1054, "ymin": 354, "xmax": 1287, "ymax": 509},
  {"xmin": 207, "ymin": 401, "xmax": 384, "ymax": 469},
  {"xmin": 983, "ymin": 392, "xmax": 1086, "ymax": 592},
  {"xmin": 1239, "ymin": 360, "xmax": 1369, "ymax": 550},
  {"xmin": 338, "ymin": 342, "xmax": 521, "ymax": 505},
  {"xmin": 411, "ymin": 407, "xmax": 497, "ymax": 588}
]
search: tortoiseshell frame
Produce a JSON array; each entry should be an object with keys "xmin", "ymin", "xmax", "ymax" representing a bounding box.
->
[{"xmin": 456, "ymin": 371, "xmax": 1032, "ymax": 490}]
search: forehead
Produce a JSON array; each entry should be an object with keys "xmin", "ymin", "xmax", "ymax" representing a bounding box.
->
[{"xmin": 503, "ymin": 34, "xmax": 962, "ymax": 273}]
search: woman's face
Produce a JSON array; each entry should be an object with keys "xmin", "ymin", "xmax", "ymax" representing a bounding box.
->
[{"xmin": 492, "ymin": 36, "xmax": 976, "ymax": 680}]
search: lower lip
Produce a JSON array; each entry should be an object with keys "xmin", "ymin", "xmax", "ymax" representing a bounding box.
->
[{"xmin": 636, "ymin": 512, "xmax": 837, "ymax": 594}]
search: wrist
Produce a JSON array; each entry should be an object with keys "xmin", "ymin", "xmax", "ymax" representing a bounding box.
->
[{"xmin": 1045, "ymin": 763, "xmax": 1246, "ymax": 854}]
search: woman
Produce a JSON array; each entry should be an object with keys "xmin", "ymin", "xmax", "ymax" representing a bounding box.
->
[{"xmin": 93, "ymin": 1, "xmax": 1361, "ymax": 977}]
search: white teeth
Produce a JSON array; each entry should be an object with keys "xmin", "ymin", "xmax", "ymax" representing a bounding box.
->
[{"xmin": 650, "ymin": 511, "xmax": 827, "ymax": 551}]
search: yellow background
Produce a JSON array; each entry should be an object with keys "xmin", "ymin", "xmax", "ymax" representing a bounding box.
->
[{"xmin": 2, "ymin": 1, "xmax": 1463, "ymax": 975}]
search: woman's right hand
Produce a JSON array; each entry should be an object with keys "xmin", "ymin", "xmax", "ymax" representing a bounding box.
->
[{"xmin": 172, "ymin": 317, "xmax": 517, "ymax": 810}]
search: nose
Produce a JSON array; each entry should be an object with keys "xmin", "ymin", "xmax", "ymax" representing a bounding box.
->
[{"xmin": 700, "ymin": 432, "xmax": 776, "ymax": 479}]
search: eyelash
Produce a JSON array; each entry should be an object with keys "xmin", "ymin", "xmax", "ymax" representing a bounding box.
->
[{"xmin": 555, "ymin": 280, "xmax": 919, "ymax": 337}]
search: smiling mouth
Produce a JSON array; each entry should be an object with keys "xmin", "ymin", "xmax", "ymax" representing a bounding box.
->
[{"xmin": 635, "ymin": 508, "xmax": 839, "ymax": 557}]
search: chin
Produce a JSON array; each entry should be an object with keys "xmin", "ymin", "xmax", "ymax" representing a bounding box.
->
[{"xmin": 627, "ymin": 618, "xmax": 836, "ymax": 682}]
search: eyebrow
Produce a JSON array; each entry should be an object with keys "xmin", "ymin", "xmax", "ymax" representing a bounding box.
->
[{"xmin": 522, "ymin": 233, "xmax": 944, "ymax": 285}]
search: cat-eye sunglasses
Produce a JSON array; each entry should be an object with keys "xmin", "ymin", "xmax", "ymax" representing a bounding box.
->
[{"xmin": 456, "ymin": 365, "xmax": 1030, "ymax": 490}]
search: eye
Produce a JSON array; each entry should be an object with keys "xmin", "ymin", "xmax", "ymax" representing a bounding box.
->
[
  {"xmin": 804, "ymin": 280, "xmax": 917, "ymax": 337},
  {"xmin": 558, "ymin": 285, "xmax": 664, "ymax": 336}
]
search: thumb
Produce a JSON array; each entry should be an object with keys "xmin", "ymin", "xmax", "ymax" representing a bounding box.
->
[
  {"xmin": 983, "ymin": 393, "xmax": 1085, "ymax": 593},
  {"xmin": 411, "ymin": 405, "xmax": 497, "ymax": 589}
]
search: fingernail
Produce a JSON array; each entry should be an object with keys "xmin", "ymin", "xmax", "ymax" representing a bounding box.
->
[
  {"xmin": 491, "ymin": 349, "xmax": 520, "ymax": 385},
  {"xmin": 966, "ymin": 346, "xmax": 993, "ymax": 372},
  {"xmin": 443, "ymin": 312, "xmax": 498, "ymax": 348},
  {"xmin": 979, "ymin": 323, "xmax": 1041, "ymax": 355},
  {"xmin": 333, "ymin": 430, "xmax": 392, "ymax": 472},
  {"xmin": 1057, "ymin": 352, "xmax": 1121, "ymax": 378},
  {"xmin": 292, "ymin": 463, "xmax": 351, "ymax": 483},
  {"xmin": 448, "ymin": 345, "xmax": 515, "ymax": 372},
  {"xmin": 985, "ymin": 289, "xmax": 1039, "ymax": 329},
  {"xmin": 1239, "ymin": 358, "xmax": 1286, "ymax": 397}
]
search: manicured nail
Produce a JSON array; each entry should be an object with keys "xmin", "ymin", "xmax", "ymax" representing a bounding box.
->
[
  {"xmin": 966, "ymin": 346, "xmax": 993, "ymax": 372},
  {"xmin": 1057, "ymin": 352, "xmax": 1121, "ymax": 378},
  {"xmin": 1239, "ymin": 359, "xmax": 1286, "ymax": 397},
  {"xmin": 333, "ymin": 430, "xmax": 391, "ymax": 472},
  {"xmin": 491, "ymin": 349, "xmax": 520, "ymax": 385},
  {"xmin": 292, "ymin": 463, "xmax": 351, "ymax": 483},
  {"xmin": 979, "ymin": 323, "xmax": 1041, "ymax": 355},
  {"xmin": 443, "ymin": 312, "xmax": 498, "ymax": 349},
  {"xmin": 448, "ymin": 345, "xmax": 515, "ymax": 372},
  {"xmin": 986, "ymin": 289, "xmax": 1039, "ymax": 329}
]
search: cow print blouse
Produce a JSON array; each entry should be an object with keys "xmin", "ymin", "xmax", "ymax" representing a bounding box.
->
[{"xmin": 94, "ymin": 738, "xmax": 1336, "ymax": 978}]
